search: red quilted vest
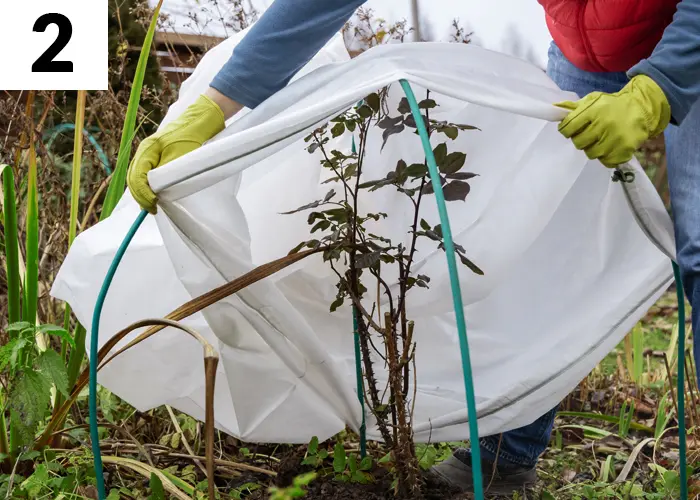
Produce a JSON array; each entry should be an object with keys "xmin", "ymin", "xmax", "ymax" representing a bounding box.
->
[{"xmin": 539, "ymin": 0, "xmax": 681, "ymax": 72}]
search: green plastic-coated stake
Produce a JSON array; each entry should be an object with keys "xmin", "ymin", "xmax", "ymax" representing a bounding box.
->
[
  {"xmin": 90, "ymin": 209, "xmax": 148, "ymax": 500},
  {"xmin": 673, "ymin": 262, "xmax": 688, "ymax": 500},
  {"xmin": 350, "ymin": 135, "xmax": 368, "ymax": 459},
  {"xmin": 399, "ymin": 79, "xmax": 484, "ymax": 499},
  {"xmin": 353, "ymin": 309, "xmax": 367, "ymax": 458}
]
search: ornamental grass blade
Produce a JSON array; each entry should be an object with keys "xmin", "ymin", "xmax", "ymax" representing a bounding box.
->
[
  {"xmin": 58, "ymin": 90, "xmax": 87, "ymax": 411},
  {"xmin": 24, "ymin": 91, "xmax": 38, "ymax": 327},
  {"xmin": 101, "ymin": 0, "xmax": 163, "ymax": 219},
  {"xmin": 0, "ymin": 165, "xmax": 21, "ymax": 325}
]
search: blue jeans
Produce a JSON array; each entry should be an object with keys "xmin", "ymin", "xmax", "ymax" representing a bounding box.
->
[{"xmin": 479, "ymin": 42, "xmax": 700, "ymax": 468}]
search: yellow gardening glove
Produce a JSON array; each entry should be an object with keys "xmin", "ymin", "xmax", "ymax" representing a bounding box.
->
[
  {"xmin": 126, "ymin": 94, "xmax": 225, "ymax": 213},
  {"xmin": 555, "ymin": 75, "xmax": 671, "ymax": 168}
]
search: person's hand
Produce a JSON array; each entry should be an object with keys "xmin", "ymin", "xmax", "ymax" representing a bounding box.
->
[
  {"xmin": 555, "ymin": 75, "xmax": 671, "ymax": 167},
  {"xmin": 126, "ymin": 94, "xmax": 226, "ymax": 213}
]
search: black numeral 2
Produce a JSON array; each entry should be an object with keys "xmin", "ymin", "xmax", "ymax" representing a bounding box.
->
[{"xmin": 32, "ymin": 13, "xmax": 73, "ymax": 73}]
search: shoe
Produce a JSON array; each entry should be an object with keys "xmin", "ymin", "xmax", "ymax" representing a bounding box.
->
[{"xmin": 430, "ymin": 448, "xmax": 537, "ymax": 495}]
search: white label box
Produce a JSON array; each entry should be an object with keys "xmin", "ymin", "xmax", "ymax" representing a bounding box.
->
[{"xmin": 0, "ymin": 0, "xmax": 108, "ymax": 90}]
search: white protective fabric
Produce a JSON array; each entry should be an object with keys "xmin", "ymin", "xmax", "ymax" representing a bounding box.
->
[{"xmin": 52, "ymin": 31, "xmax": 676, "ymax": 444}]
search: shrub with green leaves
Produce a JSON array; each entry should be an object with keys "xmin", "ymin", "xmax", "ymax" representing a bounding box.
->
[{"xmin": 284, "ymin": 88, "xmax": 481, "ymax": 496}]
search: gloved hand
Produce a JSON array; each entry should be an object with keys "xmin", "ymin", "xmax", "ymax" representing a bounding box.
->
[
  {"xmin": 555, "ymin": 74, "xmax": 671, "ymax": 167},
  {"xmin": 126, "ymin": 94, "xmax": 225, "ymax": 213}
]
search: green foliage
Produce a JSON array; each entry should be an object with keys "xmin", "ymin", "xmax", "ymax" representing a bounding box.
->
[
  {"xmin": 332, "ymin": 441, "xmax": 346, "ymax": 474},
  {"xmin": 231, "ymin": 482, "xmax": 262, "ymax": 499},
  {"xmin": 269, "ymin": 472, "xmax": 317, "ymax": 500},
  {"xmin": 0, "ymin": 450, "xmax": 99, "ymax": 498},
  {"xmin": 331, "ymin": 442, "xmax": 372, "ymax": 484},
  {"xmin": 618, "ymin": 400, "xmax": 635, "ymax": 438},
  {"xmin": 149, "ymin": 472, "xmax": 166, "ymax": 500},
  {"xmin": 102, "ymin": 0, "xmax": 163, "ymax": 219},
  {"xmin": 302, "ymin": 436, "xmax": 329, "ymax": 468},
  {"xmin": 1, "ymin": 165, "xmax": 21, "ymax": 325},
  {"xmin": 649, "ymin": 464, "xmax": 682, "ymax": 499},
  {"xmin": 36, "ymin": 350, "xmax": 69, "ymax": 397},
  {"xmin": 9, "ymin": 370, "xmax": 52, "ymax": 445},
  {"xmin": 414, "ymin": 443, "xmax": 455, "ymax": 470},
  {"xmin": 290, "ymin": 90, "xmax": 482, "ymax": 307},
  {"xmin": 655, "ymin": 393, "xmax": 673, "ymax": 439},
  {"xmin": 1, "ymin": 322, "xmax": 70, "ymax": 454}
]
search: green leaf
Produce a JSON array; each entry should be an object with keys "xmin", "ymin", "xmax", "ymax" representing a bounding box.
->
[
  {"xmin": 420, "ymin": 219, "xmax": 431, "ymax": 231},
  {"xmin": 9, "ymin": 370, "xmax": 52, "ymax": 445},
  {"xmin": 294, "ymin": 472, "xmax": 318, "ymax": 487},
  {"xmin": 348, "ymin": 454, "xmax": 358, "ymax": 474},
  {"xmin": 446, "ymin": 171, "xmax": 478, "ymax": 180},
  {"xmin": 365, "ymin": 93, "xmax": 381, "ymax": 113},
  {"xmin": 433, "ymin": 143, "xmax": 447, "ymax": 166},
  {"xmin": 331, "ymin": 122, "xmax": 345, "ymax": 138},
  {"xmin": 358, "ymin": 179, "xmax": 381, "ymax": 189},
  {"xmin": 405, "ymin": 163, "xmax": 428, "ymax": 178},
  {"xmin": 1, "ymin": 166, "xmax": 21, "ymax": 325},
  {"xmin": 416, "ymin": 444, "xmax": 438, "ymax": 470},
  {"xmin": 308, "ymin": 436, "xmax": 319, "ymax": 455},
  {"xmin": 395, "ymin": 159, "xmax": 407, "ymax": 176},
  {"xmin": 442, "ymin": 126, "xmax": 458, "ymax": 140},
  {"xmin": 355, "ymin": 251, "xmax": 381, "ymax": 269},
  {"xmin": 288, "ymin": 241, "xmax": 307, "ymax": 255},
  {"xmin": 344, "ymin": 163, "xmax": 358, "ymax": 179},
  {"xmin": 0, "ymin": 337, "xmax": 29, "ymax": 371},
  {"xmin": 311, "ymin": 221, "xmax": 331, "ymax": 233},
  {"xmin": 149, "ymin": 473, "xmax": 166, "ymax": 500},
  {"xmin": 333, "ymin": 442, "xmax": 347, "ymax": 473},
  {"xmin": 360, "ymin": 456, "xmax": 372, "ymax": 471},
  {"xmin": 440, "ymin": 152, "xmax": 466, "ymax": 175},
  {"xmin": 37, "ymin": 324, "xmax": 76, "ymax": 349},
  {"xmin": 330, "ymin": 296, "xmax": 344, "ymax": 313},
  {"xmin": 458, "ymin": 253, "xmax": 484, "ymax": 275},
  {"xmin": 357, "ymin": 105, "xmax": 373, "ymax": 119},
  {"xmin": 419, "ymin": 99, "xmax": 437, "ymax": 109},
  {"xmin": 106, "ymin": 489, "xmax": 122, "ymax": 500},
  {"xmin": 20, "ymin": 463, "xmax": 49, "ymax": 497},
  {"xmin": 403, "ymin": 114, "xmax": 429, "ymax": 130},
  {"xmin": 281, "ymin": 199, "xmax": 322, "ymax": 215},
  {"xmin": 7, "ymin": 322, "xmax": 32, "ymax": 335},
  {"xmin": 25, "ymin": 127, "xmax": 39, "ymax": 327},
  {"xmin": 376, "ymin": 115, "xmax": 403, "ymax": 129},
  {"xmin": 457, "ymin": 123, "xmax": 480, "ymax": 131},
  {"xmin": 381, "ymin": 124, "xmax": 405, "ymax": 150},
  {"xmin": 101, "ymin": 0, "xmax": 164, "ymax": 219},
  {"xmin": 398, "ymin": 98, "xmax": 411, "ymax": 114},
  {"xmin": 37, "ymin": 349, "xmax": 70, "ymax": 397},
  {"xmin": 442, "ymin": 180, "xmax": 471, "ymax": 201}
]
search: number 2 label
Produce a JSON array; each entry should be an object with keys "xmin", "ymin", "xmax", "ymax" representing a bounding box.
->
[
  {"xmin": 32, "ymin": 13, "xmax": 73, "ymax": 72},
  {"xmin": 0, "ymin": 0, "xmax": 107, "ymax": 89}
]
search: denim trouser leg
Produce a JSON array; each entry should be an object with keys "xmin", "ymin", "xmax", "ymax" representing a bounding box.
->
[
  {"xmin": 479, "ymin": 42, "xmax": 632, "ymax": 468},
  {"xmin": 665, "ymin": 100, "xmax": 700, "ymax": 382}
]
